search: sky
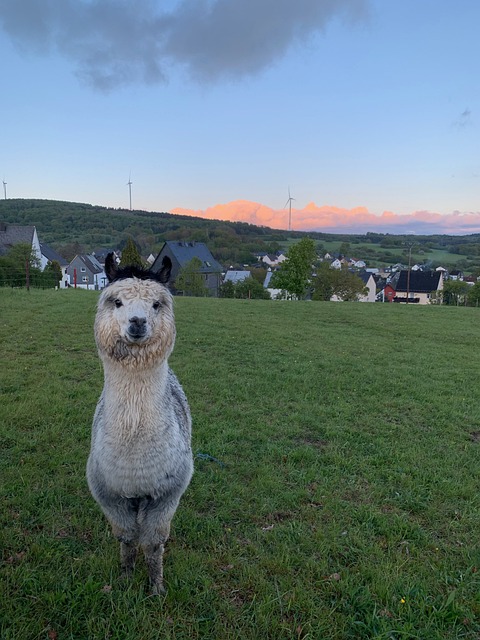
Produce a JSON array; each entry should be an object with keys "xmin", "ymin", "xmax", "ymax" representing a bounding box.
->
[{"xmin": 1, "ymin": 0, "xmax": 480, "ymax": 235}]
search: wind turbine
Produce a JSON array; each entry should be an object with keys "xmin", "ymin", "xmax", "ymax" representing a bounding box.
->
[
  {"xmin": 127, "ymin": 173, "xmax": 133, "ymax": 210},
  {"xmin": 2, "ymin": 178, "xmax": 6, "ymax": 200},
  {"xmin": 284, "ymin": 187, "xmax": 295, "ymax": 231}
]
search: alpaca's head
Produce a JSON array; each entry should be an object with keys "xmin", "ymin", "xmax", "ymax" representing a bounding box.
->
[{"xmin": 95, "ymin": 254, "xmax": 176, "ymax": 368}]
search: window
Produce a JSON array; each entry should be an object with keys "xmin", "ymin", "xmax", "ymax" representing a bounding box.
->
[
  {"xmin": 82, "ymin": 276, "xmax": 89, "ymax": 283},
  {"xmin": 81, "ymin": 267, "xmax": 86, "ymax": 272}
]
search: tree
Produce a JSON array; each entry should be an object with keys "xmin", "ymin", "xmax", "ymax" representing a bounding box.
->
[
  {"xmin": 249, "ymin": 266, "xmax": 267, "ymax": 284},
  {"xmin": 311, "ymin": 262, "xmax": 336, "ymax": 301},
  {"xmin": 219, "ymin": 280, "xmax": 235, "ymax": 298},
  {"xmin": 312, "ymin": 263, "xmax": 368, "ymax": 302},
  {"xmin": 234, "ymin": 277, "xmax": 271, "ymax": 299},
  {"xmin": 332, "ymin": 269, "xmax": 368, "ymax": 301},
  {"xmin": 0, "ymin": 243, "xmax": 41, "ymax": 288},
  {"xmin": 269, "ymin": 238, "xmax": 317, "ymax": 299},
  {"xmin": 442, "ymin": 280, "xmax": 469, "ymax": 306},
  {"xmin": 467, "ymin": 282, "xmax": 480, "ymax": 307},
  {"xmin": 120, "ymin": 237, "xmax": 144, "ymax": 268},
  {"xmin": 175, "ymin": 257, "xmax": 208, "ymax": 296},
  {"xmin": 43, "ymin": 260, "xmax": 63, "ymax": 288}
]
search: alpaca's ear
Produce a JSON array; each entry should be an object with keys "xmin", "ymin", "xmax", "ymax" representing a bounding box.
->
[
  {"xmin": 156, "ymin": 256, "xmax": 172, "ymax": 284},
  {"xmin": 105, "ymin": 253, "xmax": 118, "ymax": 282}
]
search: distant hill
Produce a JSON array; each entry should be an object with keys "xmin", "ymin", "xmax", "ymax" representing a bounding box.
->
[
  {"xmin": 0, "ymin": 198, "xmax": 295, "ymax": 265},
  {"xmin": 1, "ymin": 198, "xmax": 480, "ymax": 271}
]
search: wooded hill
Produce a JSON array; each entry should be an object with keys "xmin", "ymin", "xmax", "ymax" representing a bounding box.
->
[{"xmin": 1, "ymin": 198, "xmax": 480, "ymax": 271}]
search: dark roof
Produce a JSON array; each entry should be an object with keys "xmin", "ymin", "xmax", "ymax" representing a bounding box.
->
[
  {"xmin": 92, "ymin": 248, "xmax": 116, "ymax": 263},
  {"xmin": 0, "ymin": 223, "xmax": 35, "ymax": 256},
  {"xmin": 40, "ymin": 243, "xmax": 68, "ymax": 266},
  {"xmin": 69, "ymin": 254, "xmax": 104, "ymax": 274},
  {"xmin": 391, "ymin": 270, "xmax": 442, "ymax": 293},
  {"xmin": 357, "ymin": 271, "xmax": 373, "ymax": 285},
  {"xmin": 83, "ymin": 255, "xmax": 104, "ymax": 273},
  {"xmin": 155, "ymin": 241, "xmax": 223, "ymax": 273}
]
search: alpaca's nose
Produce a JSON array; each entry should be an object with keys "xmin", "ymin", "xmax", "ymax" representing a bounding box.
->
[
  {"xmin": 129, "ymin": 316, "xmax": 146, "ymax": 327},
  {"xmin": 128, "ymin": 316, "xmax": 147, "ymax": 338}
]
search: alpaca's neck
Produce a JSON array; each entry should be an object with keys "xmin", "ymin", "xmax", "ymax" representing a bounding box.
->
[{"xmin": 102, "ymin": 359, "xmax": 170, "ymax": 439}]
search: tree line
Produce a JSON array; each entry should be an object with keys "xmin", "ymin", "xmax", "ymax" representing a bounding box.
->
[{"xmin": 0, "ymin": 243, "xmax": 62, "ymax": 288}]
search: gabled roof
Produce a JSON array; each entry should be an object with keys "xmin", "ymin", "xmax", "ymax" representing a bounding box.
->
[
  {"xmin": 357, "ymin": 271, "xmax": 374, "ymax": 285},
  {"xmin": 156, "ymin": 241, "xmax": 223, "ymax": 273},
  {"xmin": 87, "ymin": 254, "xmax": 104, "ymax": 271},
  {"xmin": 0, "ymin": 223, "xmax": 36, "ymax": 256},
  {"xmin": 224, "ymin": 270, "xmax": 251, "ymax": 284},
  {"xmin": 69, "ymin": 254, "xmax": 104, "ymax": 274},
  {"xmin": 92, "ymin": 248, "xmax": 117, "ymax": 263},
  {"xmin": 263, "ymin": 271, "xmax": 279, "ymax": 288},
  {"xmin": 391, "ymin": 270, "xmax": 442, "ymax": 293},
  {"xmin": 40, "ymin": 243, "xmax": 68, "ymax": 266}
]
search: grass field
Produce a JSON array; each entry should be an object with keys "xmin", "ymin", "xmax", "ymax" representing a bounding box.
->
[{"xmin": 1, "ymin": 289, "xmax": 479, "ymax": 639}]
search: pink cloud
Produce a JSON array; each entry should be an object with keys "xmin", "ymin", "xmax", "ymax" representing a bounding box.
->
[{"xmin": 171, "ymin": 201, "xmax": 480, "ymax": 234}]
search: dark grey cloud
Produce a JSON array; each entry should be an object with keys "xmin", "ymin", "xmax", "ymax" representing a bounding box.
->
[{"xmin": 0, "ymin": 0, "xmax": 368, "ymax": 91}]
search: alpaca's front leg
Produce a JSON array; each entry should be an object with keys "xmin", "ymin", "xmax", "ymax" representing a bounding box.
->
[
  {"xmin": 142, "ymin": 542, "xmax": 166, "ymax": 595},
  {"xmin": 120, "ymin": 541, "xmax": 137, "ymax": 578},
  {"xmin": 100, "ymin": 497, "xmax": 140, "ymax": 581}
]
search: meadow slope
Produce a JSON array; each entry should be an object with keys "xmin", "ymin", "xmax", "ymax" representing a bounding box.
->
[{"xmin": 1, "ymin": 290, "xmax": 479, "ymax": 639}]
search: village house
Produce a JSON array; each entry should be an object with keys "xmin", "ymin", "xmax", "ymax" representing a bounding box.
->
[
  {"xmin": 358, "ymin": 271, "xmax": 377, "ymax": 302},
  {"xmin": 263, "ymin": 270, "xmax": 282, "ymax": 299},
  {"xmin": 258, "ymin": 251, "xmax": 287, "ymax": 267},
  {"xmin": 39, "ymin": 243, "xmax": 69, "ymax": 288},
  {"xmin": 66, "ymin": 254, "xmax": 106, "ymax": 289},
  {"xmin": 223, "ymin": 270, "xmax": 251, "ymax": 284},
  {"xmin": 0, "ymin": 223, "xmax": 42, "ymax": 263},
  {"xmin": 152, "ymin": 241, "xmax": 223, "ymax": 296},
  {"xmin": 383, "ymin": 270, "xmax": 444, "ymax": 304}
]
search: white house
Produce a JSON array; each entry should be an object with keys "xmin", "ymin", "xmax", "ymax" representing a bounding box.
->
[
  {"xmin": 0, "ymin": 223, "xmax": 42, "ymax": 263},
  {"xmin": 40, "ymin": 243, "xmax": 69, "ymax": 289},
  {"xmin": 358, "ymin": 272, "xmax": 376, "ymax": 302},
  {"xmin": 261, "ymin": 252, "xmax": 287, "ymax": 267},
  {"xmin": 263, "ymin": 270, "xmax": 282, "ymax": 299}
]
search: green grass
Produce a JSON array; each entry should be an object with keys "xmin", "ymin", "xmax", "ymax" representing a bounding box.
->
[{"xmin": 1, "ymin": 289, "xmax": 480, "ymax": 639}]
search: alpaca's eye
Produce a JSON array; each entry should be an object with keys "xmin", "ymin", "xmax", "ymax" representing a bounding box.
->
[
  {"xmin": 152, "ymin": 301, "xmax": 161, "ymax": 311},
  {"xmin": 114, "ymin": 299, "xmax": 123, "ymax": 308}
]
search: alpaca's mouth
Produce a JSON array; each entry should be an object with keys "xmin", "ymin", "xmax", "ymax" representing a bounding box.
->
[{"xmin": 126, "ymin": 328, "xmax": 148, "ymax": 342}]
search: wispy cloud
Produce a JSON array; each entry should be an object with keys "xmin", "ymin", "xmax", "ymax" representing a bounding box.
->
[
  {"xmin": 172, "ymin": 200, "xmax": 480, "ymax": 234},
  {"xmin": 0, "ymin": 0, "xmax": 369, "ymax": 91},
  {"xmin": 452, "ymin": 107, "xmax": 473, "ymax": 130}
]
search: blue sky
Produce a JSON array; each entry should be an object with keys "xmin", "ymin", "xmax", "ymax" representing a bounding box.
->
[{"xmin": 1, "ymin": 0, "xmax": 479, "ymax": 233}]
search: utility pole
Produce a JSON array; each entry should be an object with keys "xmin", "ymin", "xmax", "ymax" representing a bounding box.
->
[
  {"xmin": 404, "ymin": 242, "xmax": 413, "ymax": 304},
  {"xmin": 25, "ymin": 258, "xmax": 30, "ymax": 291}
]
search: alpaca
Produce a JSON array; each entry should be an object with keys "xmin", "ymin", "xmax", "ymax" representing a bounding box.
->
[{"xmin": 86, "ymin": 253, "xmax": 193, "ymax": 595}]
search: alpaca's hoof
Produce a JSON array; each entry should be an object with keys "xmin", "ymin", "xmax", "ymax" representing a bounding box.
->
[
  {"xmin": 120, "ymin": 568, "xmax": 133, "ymax": 581},
  {"xmin": 150, "ymin": 581, "xmax": 166, "ymax": 596}
]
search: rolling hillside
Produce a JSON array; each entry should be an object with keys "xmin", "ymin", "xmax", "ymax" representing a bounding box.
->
[{"xmin": 1, "ymin": 198, "xmax": 480, "ymax": 271}]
